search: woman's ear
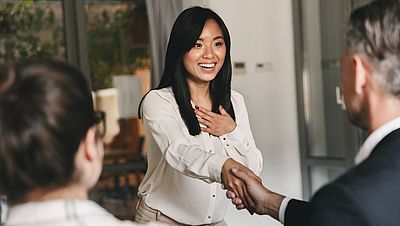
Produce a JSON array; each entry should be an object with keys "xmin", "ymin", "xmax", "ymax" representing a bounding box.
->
[
  {"xmin": 81, "ymin": 127, "xmax": 101, "ymax": 161},
  {"xmin": 75, "ymin": 126, "xmax": 104, "ymax": 190}
]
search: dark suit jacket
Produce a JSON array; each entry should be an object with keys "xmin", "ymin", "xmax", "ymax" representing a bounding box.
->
[{"xmin": 285, "ymin": 128, "xmax": 400, "ymax": 226}]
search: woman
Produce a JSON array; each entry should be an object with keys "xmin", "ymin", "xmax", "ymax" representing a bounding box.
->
[
  {"xmin": 0, "ymin": 60, "xmax": 159, "ymax": 226},
  {"xmin": 135, "ymin": 6, "xmax": 263, "ymax": 225}
]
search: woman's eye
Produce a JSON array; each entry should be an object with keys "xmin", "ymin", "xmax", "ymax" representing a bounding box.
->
[
  {"xmin": 214, "ymin": 41, "xmax": 224, "ymax": 47},
  {"xmin": 194, "ymin": 43, "xmax": 202, "ymax": 48}
]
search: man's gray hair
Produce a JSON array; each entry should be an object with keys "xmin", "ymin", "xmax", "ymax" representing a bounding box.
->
[{"xmin": 346, "ymin": 0, "xmax": 400, "ymax": 96}]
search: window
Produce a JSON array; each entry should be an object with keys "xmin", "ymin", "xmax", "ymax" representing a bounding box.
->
[
  {"xmin": 0, "ymin": 1, "xmax": 65, "ymax": 61},
  {"xmin": 0, "ymin": 0, "xmax": 151, "ymax": 220},
  {"xmin": 85, "ymin": 1, "xmax": 149, "ymax": 90},
  {"xmin": 85, "ymin": 0, "xmax": 150, "ymax": 145},
  {"xmin": 84, "ymin": 0, "xmax": 150, "ymax": 220},
  {"xmin": 293, "ymin": 0, "xmax": 372, "ymax": 199}
]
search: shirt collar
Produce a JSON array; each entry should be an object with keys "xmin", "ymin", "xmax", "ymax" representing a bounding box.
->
[
  {"xmin": 6, "ymin": 199, "xmax": 108, "ymax": 225},
  {"xmin": 355, "ymin": 116, "xmax": 400, "ymax": 165}
]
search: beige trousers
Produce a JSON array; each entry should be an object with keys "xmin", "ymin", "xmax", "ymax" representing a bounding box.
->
[{"xmin": 134, "ymin": 198, "xmax": 228, "ymax": 226}]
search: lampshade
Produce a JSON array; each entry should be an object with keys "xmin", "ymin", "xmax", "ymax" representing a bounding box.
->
[{"xmin": 113, "ymin": 75, "xmax": 142, "ymax": 118}]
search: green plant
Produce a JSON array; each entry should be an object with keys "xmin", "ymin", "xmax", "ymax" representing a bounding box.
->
[
  {"xmin": 0, "ymin": 1, "xmax": 150, "ymax": 90},
  {"xmin": 0, "ymin": 1, "xmax": 64, "ymax": 61},
  {"xmin": 87, "ymin": 2, "xmax": 149, "ymax": 90}
]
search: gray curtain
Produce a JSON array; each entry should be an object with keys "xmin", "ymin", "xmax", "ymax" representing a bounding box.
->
[{"xmin": 146, "ymin": 0, "xmax": 183, "ymax": 88}]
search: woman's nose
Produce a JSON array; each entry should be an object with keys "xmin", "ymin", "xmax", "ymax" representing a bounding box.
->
[{"xmin": 202, "ymin": 45, "xmax": 214, "ymax": 59}]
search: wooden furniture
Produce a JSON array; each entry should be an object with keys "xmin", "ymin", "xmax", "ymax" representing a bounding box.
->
[{"xmin": 91, "ymin": 140, "xmax": 147, "ymax": 220}]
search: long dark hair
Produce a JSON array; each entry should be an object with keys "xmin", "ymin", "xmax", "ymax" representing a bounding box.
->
[
  {"xmin": 0, "ymin": 60, "xmax": 96, "ymax": 204},
  {"xmin": 139, "ymin": 6, "xmax": 235, "ymax": 136}
]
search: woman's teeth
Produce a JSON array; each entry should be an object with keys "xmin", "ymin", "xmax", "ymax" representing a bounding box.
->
[{"xmin": 199, "ymin": 63, "xmax": 215, "ymax": 68}]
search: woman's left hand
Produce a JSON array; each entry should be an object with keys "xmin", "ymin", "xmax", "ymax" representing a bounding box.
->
[{"xmin": 195, "ymin": 105, "xmax": 236, "ymax": 136}]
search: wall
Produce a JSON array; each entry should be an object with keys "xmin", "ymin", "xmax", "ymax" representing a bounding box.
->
[{"xmin": 183, "ymin": 1, "xmax": 302, "ymax": 226}]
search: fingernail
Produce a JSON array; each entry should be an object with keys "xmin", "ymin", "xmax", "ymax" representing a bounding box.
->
[{"xmin": 231, "ymin": 168, "xmax": 237, "ymax": 172}]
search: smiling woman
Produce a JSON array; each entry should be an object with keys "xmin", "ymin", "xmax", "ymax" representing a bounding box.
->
[
  {"xmin": 183, "ymin": 19, "xmax": 226, "ymax": 89},
  {"xmin": 0, "ymin": 60, "xmax": 160, "ymax": 226},
  {"xmin": 134, "ymin": 6, "xmax": 263, "ymax": 226}
]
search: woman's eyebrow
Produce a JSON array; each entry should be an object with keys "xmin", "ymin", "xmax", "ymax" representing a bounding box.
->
[{"xmin": 197, "ymin": 36, "xmax": 224, "ymax": 41}]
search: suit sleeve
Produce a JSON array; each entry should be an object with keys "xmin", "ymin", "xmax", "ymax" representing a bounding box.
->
[
  {"xmin": 306, "ymin": 184, "xmax": 368, "ymax": 226},
  {"xmin": 284, "ymin": 199, "xmax": 312, "ymax": 226},
  {"xmin": 285, "ymin": 184, "xmax": 368, "ymax": 226}
]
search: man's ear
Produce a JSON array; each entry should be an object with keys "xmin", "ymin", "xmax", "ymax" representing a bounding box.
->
[
  {"xmin": 352, "ymin": 54, "xmax": 369, "ymax": 94},
  {"xmin": 81, "ymin": 127, "xmax": 98, "ymax": 161}
]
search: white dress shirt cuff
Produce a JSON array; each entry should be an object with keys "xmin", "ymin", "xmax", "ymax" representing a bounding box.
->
[
  {"xmin": 279, "ymin": 197, "xmax": 291, "ymax": 224},
  {"xmin": 210, "ymin": 155, "xmax": 230, "ymax": 183},
  {"xmin": 225, "ymin": 126, "xmax": 251, "ymax": 155}
]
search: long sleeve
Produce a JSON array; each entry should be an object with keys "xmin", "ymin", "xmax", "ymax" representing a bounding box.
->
[
  {"xmin": 142, "ymin": 90, "xmax": 229, "ymax": 183},
  {"xmin": 305, "ymin": 184, "xmax": 368, "ymax": 226},
  {"xmin": 138, "ymin": 88, "xmax": 264, "ymax": 225},
  {"xmin": 220, "ymin": 91, "xmax": 263, "ymax": 174},
  {"xmin": 284, "ymin": 199, "xmax": 312, "ymax": 226},
  {"xmin": 284, "ymin": 184, "xmax": 367, "ymax": 226}
]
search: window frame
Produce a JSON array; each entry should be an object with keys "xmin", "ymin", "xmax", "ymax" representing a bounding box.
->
[
  {"xmin": 291, "ymin": 0, "xmax": 365, "ymax": 199},
  {"xmin": 63, "ymin": 0, "xmax": 92, "ymax": 87}
]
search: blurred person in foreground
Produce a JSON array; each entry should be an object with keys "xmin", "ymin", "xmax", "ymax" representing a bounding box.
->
[{"xmin": 0, "ymin": 60, "xmax": 161, "ymax": 226}]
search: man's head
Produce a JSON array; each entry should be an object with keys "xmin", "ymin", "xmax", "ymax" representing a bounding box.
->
[
  {"xmin": 0, "ymin": 60, "xmax": 104, "ymax": 204},
  {"xmin": 341, "ymin": 0, "xmax": 400, "ymax": 129}
]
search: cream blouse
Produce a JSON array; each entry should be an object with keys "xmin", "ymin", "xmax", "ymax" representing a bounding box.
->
[{"xmin": 138, "ymin": 87, "xmax": 263, "ymax": 225}]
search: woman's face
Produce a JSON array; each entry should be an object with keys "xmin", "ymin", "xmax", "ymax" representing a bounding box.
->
[{"xmin": 183, "ymin": 19, "xmax": 226, "ymax": 86}]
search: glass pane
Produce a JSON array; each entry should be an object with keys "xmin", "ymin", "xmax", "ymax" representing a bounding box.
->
[
  {"xmin": 85, "ymin": 0, "xmax": 150, "ymax": 143},
  {"xmin": 309, "ymin": 165, "xmax": 345, "ymax": 195},
  {"xmin": 352, "ymin": 0, "xmax": 374, "ymax": 8},
  {"xmin": 85, "ymin": 0, "xmax": 150, "ymax": 90},
  {"xmin": 0, "ymin": 1, "xmax": 66, "ymax": 62},
  {"xmin": 302, "ymin": 0, "xmax": 359, "ymax": 158},
  {"xmin": 85, "ymin": 0, "xmax": 150, "ymax": 220},
  {"xmin": 0, "ymin": 195, "xmax": 7, "ymax": 225}
]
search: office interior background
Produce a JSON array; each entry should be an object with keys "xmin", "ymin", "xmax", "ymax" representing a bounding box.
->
[{"xmin": 0, "ymin": 0, "xmax": 373, "ymax": 225}]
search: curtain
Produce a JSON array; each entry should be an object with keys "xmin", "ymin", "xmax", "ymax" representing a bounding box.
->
[{"xmin": 146, "ymin": 0, "xmax": 183, "ymax": 88}]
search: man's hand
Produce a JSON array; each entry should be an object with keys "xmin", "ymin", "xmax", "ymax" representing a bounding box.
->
[
  {"xmin": 221, "ymin": 159, "xmax": 257, "ymax": 214},
  {"xmin": 195, "ymin": 105, "xmax": 236, "ymax": 136},
  {"xmin": 226, "ymin": 168, "xmax": 285, "ymax": 221}
]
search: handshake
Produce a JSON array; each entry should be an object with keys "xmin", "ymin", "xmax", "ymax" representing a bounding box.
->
[{"xmin": 221, "ymin": 159, "xmax": 284, "ymax": 221}]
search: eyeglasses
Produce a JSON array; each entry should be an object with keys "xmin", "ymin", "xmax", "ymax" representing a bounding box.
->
[{"xmin": 94, "ymin": 111, "xmax": 106, "ymax": 138}]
